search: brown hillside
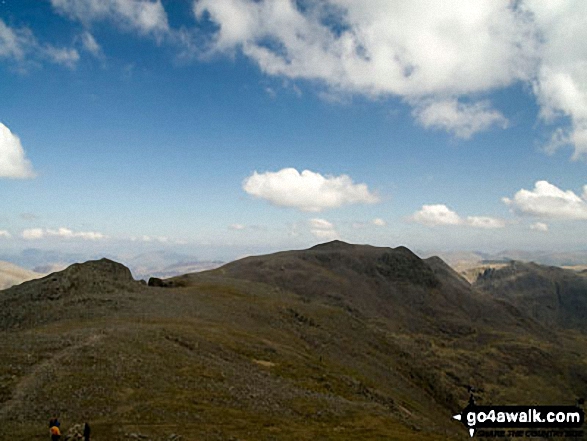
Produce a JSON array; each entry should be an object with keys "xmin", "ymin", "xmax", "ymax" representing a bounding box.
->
[
  {"xmin": 1, "ymin": 244, "xmax": 586, "ymax": 440},
  {"xmin": 474, "ymin": 260, "xmax": 587, "ymax": 332}
]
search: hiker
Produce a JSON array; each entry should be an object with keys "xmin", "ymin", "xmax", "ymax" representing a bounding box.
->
[
  {"xmin": 84, "ymin": 422, "xmax": 91, "ymax": 441},
  {"xmin": 50, "ymin": 424, "xmax": 61, "ymax": 441}
]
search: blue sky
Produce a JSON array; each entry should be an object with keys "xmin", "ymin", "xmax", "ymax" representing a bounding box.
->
[{"xmin": 1, "ymin": 0, "xmax": 587, "ymax": 261}]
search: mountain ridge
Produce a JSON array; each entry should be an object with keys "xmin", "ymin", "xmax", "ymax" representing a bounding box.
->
[{"xmin": 1, "ymin": 242, "xmax": 586, "ymax": 440}]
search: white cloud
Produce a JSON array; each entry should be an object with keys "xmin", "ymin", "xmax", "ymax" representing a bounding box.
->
[
  {"xmin": 503, "ymin": 181, "xmax": 587, "ymax": 220},
  {"xmin": 47, "ymin": 227, "xmax": 105, "ymax": 240},
  {"xmin": 51, "ymin": 0, "xmax": 169, "ymax": 36},
  {"xmin": 195, "ymin": 1, "xmax": 534, "ymax": 97},
  {"xmin": 0, "ymin": 230, "xmax": 12, "ymax": 239},
  {"xmin": 80, "ymin": 31, "xmax": 102, "ymax": 57},
  {"xmin": 131, "ymin": 234, "xmax": 168, "ymax": 243},
  {"xmin": 411, "ymin": 204, "xmax": 463, "ymax": 227},
  {"xmin": 311, "ymin": 229, "xmax": 339, "ymax": 240},
  {"xmin": 412, "ymin": 204, "xmax": 505, "ymax": 228},
  {"xmin": 195, "ymin": 1, "xmax": 535, "ymax": 137},
  {"xmin": 353, "ymin": 218, "xmax": 387, "ymax": 229},
  {"xmin": 309, "ymin": 218, "xmax": 334, "ymax": 230},
  {"xmin": 193, "ymin": 1, "xmax": 587, "ymax": 157},
  {"xmin": 243, "ymin": 168, "xmax": 378, "ymax": 212},
  {"xmin": 0, "ymin": 18, "xmax": 80, "ymax": 68},
  {"xmin": 0, "ymin": 18, "xmax": 31, "ymax": 60},
  {"xmin": 44, "ymin": 46, "xmax": 80, "ymax": 68},
  {"xmin": 525, "ymin": 0, "xmax": 587, "ymax": 160},
  {"xmin": 530, "ymin": 222, "xmax": 549, "ymax": 232},
  {"xmin": 22, "ymin": 227, "xmax": 106, "ymax": 240},
  {"xmin": 465, "ymin": 216, "xmax": 506, "ymax": 229},
  {"xmin": 309, "ymin": 218, "xmax": 339, "ymax": 241},
  {"xmin": 229, "ymin": 223, "xmax": 246, "ymax": 230},
  {"xmin": 412, "ymin": 99, "xmax": 508, "ymax": 139},
  {"xmin": 21, "ymin": 228, "xmax": 45, "ymax": 240},
  {"xmin": 0, "ymin": 123, "xmax": 36, "ymax": 179}
]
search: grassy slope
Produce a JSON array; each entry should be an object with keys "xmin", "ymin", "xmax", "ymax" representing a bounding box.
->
[
  {"xmin": 1, "ymin": 251, "xmax": 586, "ymax": 440},
  {"xmin": 1, "ymin": 275, "xmax": 460, "ymax": 440}
]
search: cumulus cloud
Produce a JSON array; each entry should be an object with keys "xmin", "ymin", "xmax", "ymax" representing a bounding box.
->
[
  {"xmin": 51, "ymin": 0, "xmax": 169, "ymax": 36},
  {"xmin": 372, "ymin": 218, "xmax": 386, "ymax": 226},
  {"xmin": 0, "ymin": 123, "xmax": 36, "ymax": 179},
  {"xmin": 412, "ymin": 99, "xmax": 508, "ymax": 139},
  {"xmin": 229, "ymin": 224, "xmax": 246, "ymax": 230},
  {"xmin": 411, "ymin": 204, "xmax": 505, "ymax": 228},
  {"xmin": 411, "ymin": 204, "xmax": 463, "ymax": 227},
  {"xmin": 530, "ymin": 222, "xmax": 549, "ymax": 232},
  {"xmin": 525, "ymin": 0, "xmax": 587, "ymax": 160},
  {"xmin": 503, "ymin": 181, "xmax": 587, "ymax": 220},
  {"xmin": 22, "ymin": 227, "xmax": 106, "ymax": 240},
  {"xmin": 192, "ymin": 1, "xmax": 587, "ymax": 157},
  {"xmin": 195, "ymin": 1, "xmax": 536, "ymax": 137},
  {"xmin": 0, "ymin": 230, "xmax": 12, "ymax": 239},
  {"xmin": 243, "ymin": 168, "xmax": 378, "ymax": 212},
  {"xmin": 309, "ymin": 218, "xmax": 339, "ymax": 241},
  {"xmin": 195, "ymin": 1, "xmax": 534, "ymax": 96}
]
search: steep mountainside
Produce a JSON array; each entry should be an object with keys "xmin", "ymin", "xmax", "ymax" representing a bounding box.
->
[
  {"xmin": 474, "ymin": 261, "xmax": 587, "ymax": 332},
  {"xmin": 194, "ymin": 241, "xmax": 544, "ymax": 337},
  {"xmin": 1, "ymin": 244, "xmax": 586, "ymax": 440}
]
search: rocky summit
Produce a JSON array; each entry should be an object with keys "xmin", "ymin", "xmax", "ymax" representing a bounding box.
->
[{"xmin": 1, "ymin": 242, "xmax": 586, "ymax": 440}]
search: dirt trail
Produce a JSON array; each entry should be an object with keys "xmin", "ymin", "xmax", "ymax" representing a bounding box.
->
[{"xmin": 0, "ymin": 332, "xmax": 104, "ymax": 417}]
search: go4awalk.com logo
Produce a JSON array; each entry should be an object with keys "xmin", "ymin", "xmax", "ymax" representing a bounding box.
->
[{"xmin": 453, "ymin": 399, "xmax": 585, "ymax": 438}]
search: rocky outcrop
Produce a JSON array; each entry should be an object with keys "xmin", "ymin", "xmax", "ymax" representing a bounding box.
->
[
  {"xmin": 0, "ymin": 259, "xmax": 143, "ymax": 330},
  {"xmin": 0, "ymin": 258, "xmax": 140, "ymax": 302},
  {"xmin": 147, "ymin": 277, "xmax": 183, "ymax": 288}
]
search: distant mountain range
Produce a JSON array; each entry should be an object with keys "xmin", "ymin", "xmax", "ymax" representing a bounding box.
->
[
  {"xmin": 0, "ymin": 249, "xmax": 224, "ymax": 285},
  {"xmin": 426, "ymin": 249, "xmax": 587, "ymax": 268},
  {"xmin": 2, "ymin": 241, "xmax": 585, "ymax": 440}
]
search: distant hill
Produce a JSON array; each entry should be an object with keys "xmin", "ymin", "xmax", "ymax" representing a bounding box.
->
[
  {"xmin": 0, "ymin": 249, "xmax": 224, "ymax": 282},
  {"xmin": 121, "ymin": 250, "xmax": 223, "ymax": 279},
  {"xmin": 1, "ymin": 243, "xmax": 586, "ymax": 440},
  {"xmin": 455, "ymin": 263, "xmax": 509, "ymax": 284},
  {"xmin": 421, "ymin": 249, "xmax": 587, "ymax": 282},
  {"xmin": 474, "ymin": 261, "xmax": 587, "ymax": 332},
  {"xmin": 0, "ymin": 261, "xmax": 43, "ymax": 290},
  {"xmin": 198, "ymin": 241, "xmax": 542, "ymax": 337}
]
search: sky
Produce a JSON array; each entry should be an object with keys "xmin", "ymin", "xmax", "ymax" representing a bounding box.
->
[{"xmin": 1, "ymin": 0, "xmax": 587, "ymax": 262}]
